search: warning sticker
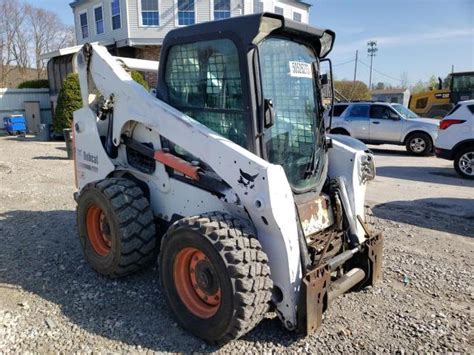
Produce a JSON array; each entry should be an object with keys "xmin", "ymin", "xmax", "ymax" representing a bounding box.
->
[{"xmin": 289, "ymin": 61, "xmax": 313, "ymax": 78}]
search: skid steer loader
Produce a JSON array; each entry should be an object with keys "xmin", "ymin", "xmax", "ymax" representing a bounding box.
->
[{"xmin": 72, "ymin": 13, "xmax": 383, "ymax": 344}]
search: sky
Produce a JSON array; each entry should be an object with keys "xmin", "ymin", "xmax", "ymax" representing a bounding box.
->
[
  {"xmin": 24, "ymin": 0, "xmax": 474, "ymax": 87},
  {"xmin": 310, "ymin": 0, "xmax": 474, "ymax": 87}
]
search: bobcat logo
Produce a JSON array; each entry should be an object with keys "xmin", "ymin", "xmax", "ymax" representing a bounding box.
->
[{"xmin": 238, "ymin": 169, "xmax": 258, "ymax": 189}]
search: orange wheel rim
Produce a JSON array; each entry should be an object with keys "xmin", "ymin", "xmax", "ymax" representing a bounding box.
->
[
  {"xmin": 173, "ymin": 247, "xmax": 221, "ymax": 319},
  {"xmin": 86, "ymin": 204, "xmax": 112, "ymax": 257}
]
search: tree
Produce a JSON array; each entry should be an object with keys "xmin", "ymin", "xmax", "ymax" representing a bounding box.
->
[
  {"xmin": 427, "ymin": 75, "xmax": 438, "ymax": 90},
  {"xmin": 54, "ymin": 73, "xmax": 82, "ymax": 134},
  {"xmin": 375, "ymin": 82, "xmax": 385, "ymax": 90},
  {"xmin": 18, "ymin": 79, "xmax": 49, "ymax": 88},
  {"xmin": 400, "ymin": 72, "xmax": 409, "ymax": 89},
  {"xmin": 27, "ymin": 5, "xmax": 75, "ymax": 79},
  {"xmin": 411, "ymin": 80, "xmax": 426, "ymax": 94},
  {"xmin": 0, "ymin": 0, "xmax": 75, "ymax": 86},
  {"xmin": 334, "ymin": 80, "xmax": 371, "ymax": 101},
  {"xmin": 130, "ymin": 70, "xmax": 149, "ymax": 90}
]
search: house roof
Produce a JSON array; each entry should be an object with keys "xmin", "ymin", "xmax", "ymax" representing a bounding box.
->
[{"xmin": 371, "ymin": 88, "xmax": 409, "ymax": 95}]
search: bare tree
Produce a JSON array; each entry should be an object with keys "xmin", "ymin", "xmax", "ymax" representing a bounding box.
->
[
  {"xmin": 0, "ymin": 0, "xmax": 25, "ymax": 86},
  {"xmin": 27, "ymin": 6, "xmax": 76, "ymax": 79}
]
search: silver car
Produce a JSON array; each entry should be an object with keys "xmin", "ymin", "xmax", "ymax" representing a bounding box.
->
[{"xmin": 329, "ymin": 102, "xmax": 439, "ymax": 155}]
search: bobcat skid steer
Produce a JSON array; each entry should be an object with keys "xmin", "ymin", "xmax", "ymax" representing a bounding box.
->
[{"xmin": 72, "ymin": 13, "xmax": 383, "ymax": 344}]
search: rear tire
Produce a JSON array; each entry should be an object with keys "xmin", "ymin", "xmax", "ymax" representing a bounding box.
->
[
  {"xmin": 454, "ymin": 146, "xmax": 474, "ymax": 179},
  {"xmin": 405, "ymin": 132, "xmax": 433, "ymax": 156},
  {"xmin": 77, "ymin": 178, "xmax": 157, "ymax": 277},
  {"xmin": 159, "ymin": 212, "xmax": 273, "ymax": 344}
]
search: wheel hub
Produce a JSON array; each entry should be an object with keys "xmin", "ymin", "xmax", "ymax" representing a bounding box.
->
[
  {"xmin": 86, "ymin": 205, "xmax": 112, "ymax": 256},
  {"xmin": 410, "ymin": 138, "xmax": 426, "ymax": 153},
  {"xmin": 459, "ymin": 151, "xmax": 474, "ymax": 176},
  {"xmin": 174, "ymin": 247, "xmax": 221, "ymax": 319}
]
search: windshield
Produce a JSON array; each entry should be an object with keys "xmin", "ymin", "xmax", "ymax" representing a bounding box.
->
[
  {"xmin": 259, "ymin": 38, "xmax": 325, "ymax": 192},
  {"xmin": 452, "ymin": 73, "xmax": 474, "ymax": 92},
  {"xmin": 392, "ymin": 104, "xmax": 418, "ymax": 119}
]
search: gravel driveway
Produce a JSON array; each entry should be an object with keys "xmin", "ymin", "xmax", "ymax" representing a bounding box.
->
[{"xmin": 0, "ymin": 136, "xmax": 472, "ymax": 353}]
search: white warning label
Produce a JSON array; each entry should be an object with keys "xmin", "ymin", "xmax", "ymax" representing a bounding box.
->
[{"xmin": 288, "ymin": 61, "xmax": 312, "ymax": 78}]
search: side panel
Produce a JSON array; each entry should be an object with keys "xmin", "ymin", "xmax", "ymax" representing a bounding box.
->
[{"xmin": 327, "ymin": 137, "xmax": 370, "ymax": 242}]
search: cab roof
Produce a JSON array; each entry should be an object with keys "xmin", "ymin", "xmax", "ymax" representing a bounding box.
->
[{"xmin": 163, "ymin": 13, "xmax": 335, "ymax": 58}]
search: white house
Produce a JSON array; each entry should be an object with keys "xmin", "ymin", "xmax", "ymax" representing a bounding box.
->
[{"xmin": 69, "ymin": 0, "xmax": 311, "ymax": 81}]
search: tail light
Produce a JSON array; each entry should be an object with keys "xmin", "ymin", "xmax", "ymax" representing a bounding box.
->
[{"xmin": 439, "ymin": 119, "xmax": 466, "ymax": 130}]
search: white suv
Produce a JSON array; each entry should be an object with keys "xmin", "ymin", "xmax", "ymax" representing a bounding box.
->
[
  {"xmin": 435, "ymin": 100, "xmax": 474, "ymax": 179},
  {"xmin": 329, "ymin": 102, "xmax": 439, "ymax": 156}
]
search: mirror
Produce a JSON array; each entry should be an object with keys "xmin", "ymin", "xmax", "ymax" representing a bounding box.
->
[
  {"xmin": 264, "ymin": 98, "xmax": 275, "ymax": 129},
  {"xmin": 321, "ymin": 74, "xmax": 328, "ymax": 85}
]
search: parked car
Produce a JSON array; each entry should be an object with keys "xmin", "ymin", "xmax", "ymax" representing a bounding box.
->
[
  {"xmin": 435, "ymin": 99, "xmax": 474, "ymax": 179},
  {"xmin": 329, "ymin": 102, "xmax": 439, "ymax": 156}
]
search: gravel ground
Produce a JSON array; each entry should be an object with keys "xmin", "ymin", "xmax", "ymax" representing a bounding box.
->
[{"xmin": 0, "ymin": 135, "xmax": 473, "ymax": 353}]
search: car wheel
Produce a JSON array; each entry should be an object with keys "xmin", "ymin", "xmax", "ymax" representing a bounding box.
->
[
  {"xmin": 454, "ymin": 147, "xmax": 474, "ymax": 179},
  {"xmin": 405, "ymin": 133, "xmax": 433, "ymax": 156}
]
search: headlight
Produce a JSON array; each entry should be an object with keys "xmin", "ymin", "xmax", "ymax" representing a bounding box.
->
[{"xmin": 359, "ymin": 153, "xmax": 376, "ymax": 183}]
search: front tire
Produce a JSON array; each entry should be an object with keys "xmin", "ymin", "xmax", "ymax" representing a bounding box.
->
[
  {"xmin": 405, "ymin": 132, "xmax": 433, "ymax": 156},
  {"xmin": 454, "ymin": 147, "xmax": 474, "ymax": 179},
  {"xmin": 159, "ymin": 212, "xmax": 273, "ymax": 344},
  {"xmin": 77, "ymin": 178, "xmax": 157, "ymax": 277}
]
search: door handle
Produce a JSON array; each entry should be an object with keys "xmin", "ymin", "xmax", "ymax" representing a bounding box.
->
[{"xmin": 372, "ymin": 121, "xmax": 380, "ymax": 124}]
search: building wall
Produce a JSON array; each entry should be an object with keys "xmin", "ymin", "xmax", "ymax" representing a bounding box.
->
[
  {"xmin": 0, "ymin": 89, "xmax": 52, "ymax": 128},
  {"xmin": 73, "ymin": 0, "xmax": 310, "ymax": 46},
  {"xmin": 74, "ymin": 0, "xmax": 129, "ymax": 46}
]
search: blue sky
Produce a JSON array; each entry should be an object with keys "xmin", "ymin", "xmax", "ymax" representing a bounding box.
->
[
  {"xmin": 310, "ymin": 0, "xmax": 474, "ymax": 86},
  {"xmin": 25, "ymin": 0, "xmax": 474, "ymax": 87}
]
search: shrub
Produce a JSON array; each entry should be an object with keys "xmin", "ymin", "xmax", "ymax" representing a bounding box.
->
[
  {"xmin": 18, "ymin": 79, "xmax": 49, "ymax": 89},
  {"xmin": 54, "ymin": 73, "xmax": 82, "ymax": 134},
  {"xmin": 130, "ymin": 70, "xmax": 149, "ymax": 91}
]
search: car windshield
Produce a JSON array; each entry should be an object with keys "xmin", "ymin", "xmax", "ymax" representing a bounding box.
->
[
  {"xmin": 392, "ymin": 104, "xmax": 418, "ymax": 119},
  {"xmin": 259, "ymin": 37, "xmax": 325, "ymax": 192}
]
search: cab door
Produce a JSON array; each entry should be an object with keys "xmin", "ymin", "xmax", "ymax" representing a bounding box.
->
[{"xmin": 368, "ymin": 105, "xmax": 403, "ymax": 142}]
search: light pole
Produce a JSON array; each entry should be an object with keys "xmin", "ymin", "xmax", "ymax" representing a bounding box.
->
[{"xmin": 367, "ymin": 40, "xmax": 378, "ymax": 90}]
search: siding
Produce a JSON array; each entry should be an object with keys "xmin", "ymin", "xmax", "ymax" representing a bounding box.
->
[
  {"xmin": 73, "ymin": 0, "xmax": 310, "ymax": 46},
  {"xmin": 0, "ymin": 89, "xmax": 52, "ymax": 128},
  {"xmin": 74, "ymin": 0, "xmax": 129, "ymax": 45}
]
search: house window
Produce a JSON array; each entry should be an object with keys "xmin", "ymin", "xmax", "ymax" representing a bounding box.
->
[
  {"xmin": 214, "ymin": 0, "xmax": 230, "ymax": 20},
  {"xmin": 253, "ymin": 1, "xmax": 263, "ymax": 13},
  {"xmin": 95, "ymin": 6, "xmax": 104, "ymax": 34},
  {"xmin": 293, "ymin": 12, "xmax": 302, "ymax": 22},
  {"xmin": 141, "ymin": 0, "xmax": 159, "ymax": 26},
  {"xmin": 177, "ymin": 0, "xmax": 195, "ymax": 25},
  {"xmin": 80, "ymin": 12, "xmax": 88, "ymax": 39},
  {"xmin": 274, "ymin": 6, "xmax": 284, "ymax": 15},
  {"xmin": 111, "ymin": 0, "xmax": 121, "ymax": 30}
]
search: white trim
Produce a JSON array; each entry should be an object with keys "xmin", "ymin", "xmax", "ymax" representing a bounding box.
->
[
  {"xmin": 174, "ymin": 0, "xmax": 196, "ymax": 27},
  {"xmin": 93, "ymin": 3, "xmax": 105, "ymax": 35},
  {"xmin": 138, "ymin": 0, "xmax": 161, "ymax": 28},
  {"xmin": 111, "ymin": 0, "xmax": 122, "ymax": 30},
  {"xmin": 79, "ymin": 9, "xmax": 89, "ymax": 39}
]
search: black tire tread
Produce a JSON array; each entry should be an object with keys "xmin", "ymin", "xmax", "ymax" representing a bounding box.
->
[
  {"xmin": 405, "ymin": 132, "xmax": 433, "ymax": 156},
  {"xmin": 162, "ymin": 212, "xmax": 273, "ymax": 344},
  {"xmin": 84, "ymin": 178, "xmax": 156, "ymax": 277}
]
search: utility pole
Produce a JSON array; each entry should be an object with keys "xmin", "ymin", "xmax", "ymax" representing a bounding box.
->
[
  {"xmin": 353, "ymin": 50, "xmax": 358, "ymax": 82},
  {"xmin": 451, "ymin": 64, "xmax": 454, "ymax": 74},
  {"xmin": 367, "ymin": 40, "xmax": 378, "ymax": 90}
]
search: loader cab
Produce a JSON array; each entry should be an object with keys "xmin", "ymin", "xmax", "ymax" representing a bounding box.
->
[{"xmin": 157, "ymin": 13, "xmax": 335, "ymax": 194}]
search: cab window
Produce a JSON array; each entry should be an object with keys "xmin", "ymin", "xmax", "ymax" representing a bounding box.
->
[{"xmin": 165, "ymin": 39, "xmax": 247, "ymax": 147}]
